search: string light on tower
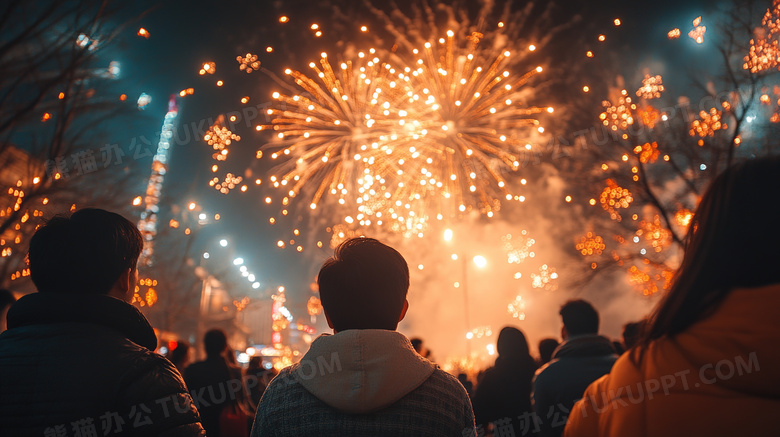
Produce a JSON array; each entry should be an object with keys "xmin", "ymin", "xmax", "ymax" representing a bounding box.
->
[{"xmin": 137, "ymin": 95, "xmax": 179, "ymax": 267}]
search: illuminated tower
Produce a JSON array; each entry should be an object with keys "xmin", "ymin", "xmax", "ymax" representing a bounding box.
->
[{"xmin": 138, "ymin": 95, "xmax": 179, "ymax": 267}]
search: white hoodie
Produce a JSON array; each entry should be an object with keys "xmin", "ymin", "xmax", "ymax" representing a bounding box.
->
[{"xmin": 293, "ymin": 329, "xmax": 437, "ymax": 413}]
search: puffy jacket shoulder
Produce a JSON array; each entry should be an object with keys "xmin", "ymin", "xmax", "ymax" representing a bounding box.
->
[{"xmin": 115, "ymin": 348, "xmax": 205, "ymax": 436}]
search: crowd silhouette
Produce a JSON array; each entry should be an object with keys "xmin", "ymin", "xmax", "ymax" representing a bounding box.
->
[{"xmin": 0, "ymin": 156, "xmax": 778, "ymax": 436}]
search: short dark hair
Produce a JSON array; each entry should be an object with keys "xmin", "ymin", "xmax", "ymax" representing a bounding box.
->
[
  {"xmin": 169, "ymin": 341, "xmax": 190, "ymax": 364},
  {"xmin": 622, "ymin": 321, "xmax": 646, "ymax": 350},
  {"xmin": 410, "ymin": 338, "xmax": 423, "ymax": 352},
  {"xmin": 318, "ymin": 237, "xmax": 409, "ymax": 332},
  {"xmin": 204, "ymin": 329, "xmax": 228, "ymax": 358},
  {"xmin": 538, "ymin": 338, "xmax": 560, "ymax": 364},
  {"xmin": 559, "ymin": 299, "xmax": 599, "ymax": 336},
  {"xmin": 28, "ymin": 208, "xmax": 143, "ymax": 294}
]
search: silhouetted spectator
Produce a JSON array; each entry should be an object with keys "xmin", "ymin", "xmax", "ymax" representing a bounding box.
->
[
  {"xmin": 251, "ymin": 237, "xmax": 475, "ymax": 436},
  {"xmin": 170, "ymin": 340, "xmax": 191, "ymax": 373},
  {"xmin": 0, "ymin": 208, "xmax": 204, "ymax": 435},
  {"xmin": 246, "ymin": 356, "xmax": 270, "ymax": 408},
  {"xmin": 0, "ymin": 288, "xmax": 15, "ymax": 333},
  {"xmin": 185, "ymin": 329, "xmax": 252, "ymax": 437},
  {"xmin": 472, "ymin": 326, "xmax": 538, "ymax": 436},
  {"xmin": 565, "ymin": 157, "xmax": 780, "ymax": 437},
  {"xmin": 410, "ymin": 337, "xmax": 432, "ymax": 359},
  {"xmin": 621, "ymin": 320, "xmax": 645, "ymax": 350},
  {"xmin": 457, "ymin": 373, "xmax": 474, "ymax": 399},
  {"xmin": 611, "ymin": 340, "xmax": 625, "ymax": 355},
  {"xmin": 538, "ymin": 338, "xmax": 560, "ymax": 366},
  {"xmin": 532, "ymin": 300, "xmax": 617, "ymax": 437}
]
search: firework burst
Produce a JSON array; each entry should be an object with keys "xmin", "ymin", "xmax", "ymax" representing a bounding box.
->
[
  {"xmin": 260, "ymin": 27, "xmax": 549, "ymax": 235},
  {"xmin": 260, "ymin": 50, "xmax": 421, "ymax": 231}
]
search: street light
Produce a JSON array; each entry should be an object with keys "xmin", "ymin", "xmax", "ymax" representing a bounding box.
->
[{"xmin": 444, "ymin": 229, "xmax": 488, "ymax": 356}]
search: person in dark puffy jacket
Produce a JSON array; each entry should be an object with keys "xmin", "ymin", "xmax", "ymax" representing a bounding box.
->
[
  {"xmin": 531, "ymin": 299, "xmax": 617, "ymax": 437},
  {"xmin": 0, "ymin": 208, "xmax": 205, "ymax": 436}
]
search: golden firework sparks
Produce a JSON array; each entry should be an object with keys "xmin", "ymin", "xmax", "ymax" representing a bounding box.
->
[
  {"xmin": 576, "ymin": 232, "xmax": 606, "ymax": 256},
  {"xmin": 688, "ymin": 16, "xmax": 706, "ymax": 44},
  {"xmin": 507, "ymin": 295, "xmax": 526, "ymax": 320},
  {"xmin": 599, "ymin": 90, "xmax": 635, "ymax": 131},
  {"xmin": 689, "ymin": 108, "xmax": 726, "ymax": 137},
  {"xmin": 199, "ymin": 61, "xmax": 215, "ymax": 75},
  {"xmin": 261, "ymin": 29, "xmax": 548, "ymax": 235},
  {"xmin": 209, "ymin": 173, "xmax": 243, "ymax": 194},
  {"xmin": 599, "ymin": 179, "xmax": 633, "ymax": 221},
  {"xmin": 502, "ymin": 231, "xmax": 536, "ymax": 263},
  {"xmin": 531, "ymin": 264, "xmax": 558, "ymax": 291},
  {"xmin": 633, "ymin": 142, "xmax": 660, "ymax": 164},
  {"xmin": 743, "ymin": 1, "xmax": 780, "ymax": 73},
  {"xmin": 636, "ymin": 74, "xmax": 664, "ymax": 99},
  {"xmin": 636, "ymin": 215, "xmax": 672, "ymax": 253},
  {"xmin": 237, "ymin": 53, "xmax": 261, "ymax": 73},
  {"xmin": 204, "ymin": 115, "xmax": 240, "ymax": 161}
]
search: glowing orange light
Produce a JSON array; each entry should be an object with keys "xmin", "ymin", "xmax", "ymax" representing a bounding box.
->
[
  {"xmin": 576, "ymin": 232, "xmax": 606, "ymax": 256},
  {"xmin": 41, "ymin": 113, "xmax": 51, "ymax": 122},
  {"xmin": 614, "ymin": 18, "xmax": 621, "ymax": 26},
  {"xmin": 120, "ymin": 94, "xmax": 127, "ymax": 101},
  {"xmin": 216, "ymin": 80, "xmax": 223, "ymax": 86},
  {"xmin": 688, "ymin": 17, "xmax": 706, "ymax": 44},
  {"xmin": 586, "ymin": 51, "xmax": 594, "ymax": 58},
  {"xmin": 199, "ymin": 62, "xmax": 215, "ymax": 76},
  {"xmin": 137, "ymin": 28, "xmax": 150, "ymax": 38},
  {"xmin": 279, "ymin": 16, "xmax": 288, "ymax": 23},
  {"xmin": 675, "ymin": 209, "xmax": 694, "ymax": 228},
  {"xmin": 237, "ymin": 53, "xmax": 260, "ymax": 73}
]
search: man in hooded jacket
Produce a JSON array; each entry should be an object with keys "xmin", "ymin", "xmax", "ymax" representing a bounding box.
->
[{"xmin": 251, "ymin": 237, "xmax": 476, "ymax": 436}]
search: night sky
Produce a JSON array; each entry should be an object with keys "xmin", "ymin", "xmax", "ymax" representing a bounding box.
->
[{"xmin": 104, "ymin": 0, "xmax": 730, "ymax": 336}]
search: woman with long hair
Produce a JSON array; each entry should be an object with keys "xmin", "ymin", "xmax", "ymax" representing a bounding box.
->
[
  {"xmin": 564, "ymin": 156, "xmax": 780, "ymax": 436},
  {"xmin": 472, "ymin": 326, "xmax": 538, "ymax": 435}
]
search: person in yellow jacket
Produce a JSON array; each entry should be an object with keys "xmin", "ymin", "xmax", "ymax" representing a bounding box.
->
[{"xmin": 564, "ymin": 156, "xmax": 780, "ymax": 437}]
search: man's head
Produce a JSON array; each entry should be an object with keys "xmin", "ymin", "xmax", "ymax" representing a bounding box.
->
[
  {"xmin": 204, "ymin": 329, "xmax": 228, "ymax": 358},
  {"xmin": 559, "ymin": 299, "xmax": 599, "ymax": 339},
  {"xmin": 622, "ymin": 320, "xmax": 646, "ymax": 350},
  {"xmin": 317, "ymin": 237, "xmax": 410, "ymax": 332},
  {"xmin": 538, "ymin": 338, "xmax": 560, "ymax": 365},
  {"xmin": 28, "ymin": 208, "xmax": 143, "ymax": 301}
]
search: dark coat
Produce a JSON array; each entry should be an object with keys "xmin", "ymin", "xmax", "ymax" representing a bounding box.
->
[
  {"xmin": 0, "ymin": 292, "xmax": 205, "ymax": 437},
  {"xmin": 472, "ymin": 355, "xmax": 538, "ymax": 435},
  {"xmin": 184, "ymin": 357, "xmax": 248, "ymax": 437},
  {"xmin": 532, "ymin": 334, "xmax": 617, "ymax": 437}
]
